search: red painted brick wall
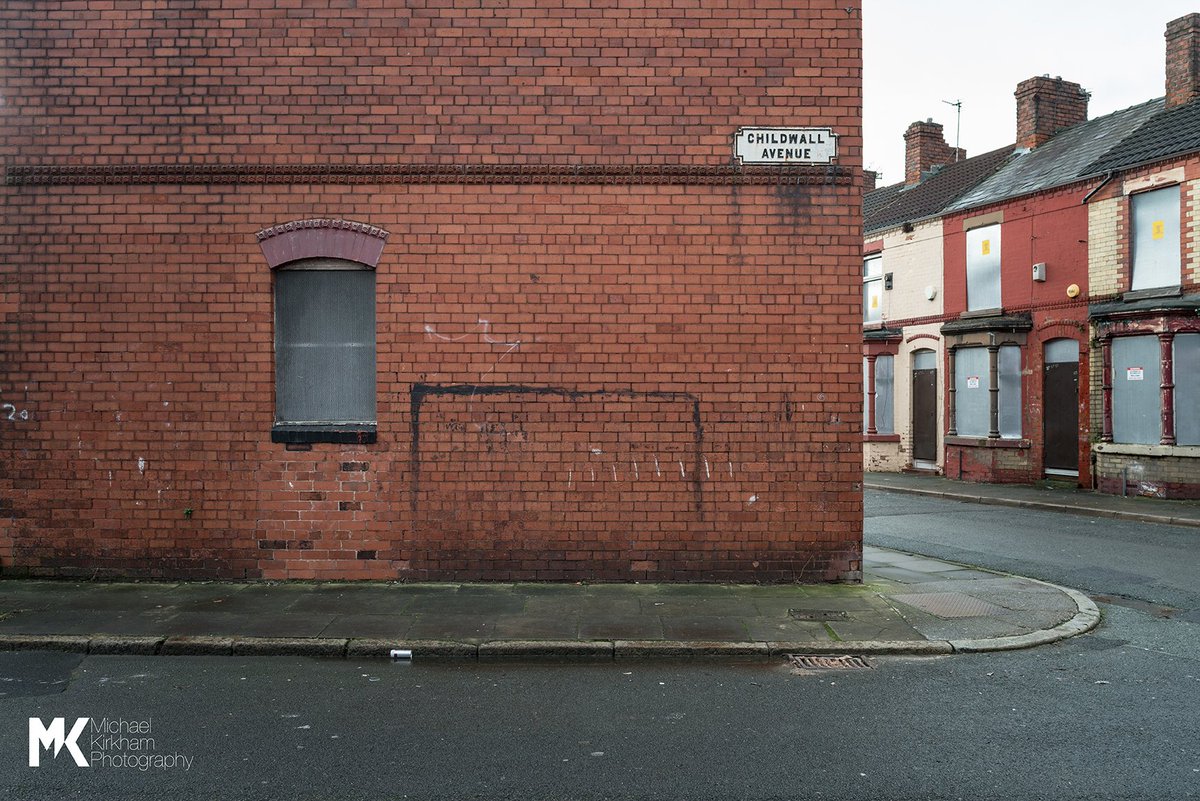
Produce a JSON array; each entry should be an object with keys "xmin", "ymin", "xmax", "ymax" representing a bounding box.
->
[
  {"xmin": 941, "ymin": 186, "xmax": 1092, "ymax": 485},
  {"xmin": 0, "ymin": 1, "xmax": 863, "ymax": 582}
]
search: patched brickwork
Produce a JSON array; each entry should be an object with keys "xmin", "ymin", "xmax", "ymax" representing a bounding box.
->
[{"xmin": 0, "ymin": 2, "xmax": 864, "ymax": 582}]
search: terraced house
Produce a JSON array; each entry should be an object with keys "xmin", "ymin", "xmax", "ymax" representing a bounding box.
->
[{"xmin": 863, "ymin": 12, "xmax": 1200, "ymax": 499}]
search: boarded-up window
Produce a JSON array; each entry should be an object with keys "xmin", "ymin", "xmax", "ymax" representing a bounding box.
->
[
  {"xmin": 997, "ymin": 345, "xmax": 1021, "ymax": 438},
  {"xmin": 875, "ymin": 354, "xmax": 894, "ymax": 435},
  {"xmin": 863, "ymin": 256, "xmax": 883, "ymax": 323},
  {"xmin": 1175, "ymin": 334, "xmax": 1200, "ymax": 446},
  {"xmin": 966, "ymin": 224, "xmax": 1001, "ymax": 311},
  {"xmin": 954, "ymin": 345, "xmax": 1021, "ymax": 438},
  {"xmin": 1111, "ymin": 335, "xmax": 1161, "ymax": 445},
  {"xmin": 954, "ymin": 347, "xmax": 990, "ymax": 436},
  {"xmin": 275, "ymin": 260, "xmax": 376, "ymax": 426},
  {"xmin": 1130, "ymin": 186, "xmax": 1181, "ymax": 291}
]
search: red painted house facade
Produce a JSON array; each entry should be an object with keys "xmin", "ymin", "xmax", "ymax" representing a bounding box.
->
[
  {"xmin": 940, "ymin": 181, "xmax": 1094, "ymax": 485},
  {"xmin": 0, "ymin": 1, "xmax": 865, "ymax": 581}
]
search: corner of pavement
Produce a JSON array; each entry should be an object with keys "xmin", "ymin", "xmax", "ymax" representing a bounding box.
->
[{"xmin": 0, "ymin": 543, "xmax": 1099, "ymax": 662}]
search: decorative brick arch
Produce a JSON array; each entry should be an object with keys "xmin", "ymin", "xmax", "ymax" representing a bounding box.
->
[
  {"xmin": 905, "ymin": 333, "xmax": 939, "ymax": 344},
  {"xmin": 256, "ymin": 218, "xmax": 390, "ymax": 269}
]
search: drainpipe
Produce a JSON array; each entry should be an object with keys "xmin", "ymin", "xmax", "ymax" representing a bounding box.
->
[{"xmin": 1081, "ymin": 171, "xmax": 1114, "ymax": 205}]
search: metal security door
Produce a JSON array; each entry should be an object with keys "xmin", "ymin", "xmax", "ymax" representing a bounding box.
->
[
  {"xmin": 911, "ymin": 353, "xmax": 938, "ymax": 464},
  {"xmin": 1043, "ymin": 340, "xmax": 1080, "ymax": 475}
]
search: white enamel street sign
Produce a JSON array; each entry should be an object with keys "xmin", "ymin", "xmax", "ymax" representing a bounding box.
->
[{"xmin": 734, "ymin": 127, "xmax": 838, "ymax": 165}]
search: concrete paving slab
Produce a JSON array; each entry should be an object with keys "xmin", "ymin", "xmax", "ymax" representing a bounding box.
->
[
  {"xmin": 404, "ymin": 614, "xmax": 496, "ymax": 642},
  {"xmin": 318, "ymin": 614, "xmax": 415, "ymax": 639},
  {"xmin": 0, "ymin": 610, "xmax": 176, "ymax": 636},
  {"xmin": 493, "ymin": 614, "xmax": 581, "ymax": 640},
  {"xmin": 661, "ymin": 616, "xmax": 750, "ymax": 641},
  {"xmin": 577, "ymin": 616, "xmax": 665, "ymax": 641},
  {"xmin": 741, "ymin": 619, "xmax": 835, "ymax": 642},
  {"xmin": 162, "ymin": 612, "xmax": 335, "ymax": 638},
  {"xmin": 404, "ymin": 593, "xmax": 527, "ymax": 616}
]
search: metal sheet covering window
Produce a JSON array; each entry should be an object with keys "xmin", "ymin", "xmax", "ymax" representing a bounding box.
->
[
  {"xmin": 1130, "ymin": 186, "xmax": 1181, "ymax": 291},
  {"xmin": 863, "ymin": 255, "xmax": 883, "ymax": 322},
  {"xmin": 1175, "ymin": 333, "xmax": 1200, "ymax": 446},
  {"xmin": 1111, "ymin": 335, "xmax": 1161, "ymax": 445},
  {"xmin": 965, "ymin": 224, "xmax": 1001, "ymax": 311},
  {"xmin": 954, "ymin": 347, "xmax": 990, "ymax": 436},
  {"xmin": 874, "ymin": 354, "xmax": 895, "ymax": 434},
  {"xmin": 953, "ymin": 345, "xmax": 1021, "ymax": 438},
  {"xmin": 274, "ymin": 259, "xmax": 376, "ymax": 427}
]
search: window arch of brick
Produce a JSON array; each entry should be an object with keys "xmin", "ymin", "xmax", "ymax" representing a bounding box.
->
[
  {"xmin": 256, "ymin": 218, "xmax": 390, "ymax": 269},
  {"xmin": 258, "ymin": 219, "xmax": 389, "ymax": 445}
]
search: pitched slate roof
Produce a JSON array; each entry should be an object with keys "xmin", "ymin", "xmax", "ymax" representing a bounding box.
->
[
  {"xmin": 944, "ymin": 99, "xmax": 1164, "ymax": 213},
  {"xmin": 863, "ymin": 145, "xmax": 1013, "ymax": 235},
  {"xmin": 1083, "ymin": 97, "xmax": 1200, "ymax": 174},
  {"xmin": 863, "ymin": 181, "xmax": 904, "ymax": 223}
]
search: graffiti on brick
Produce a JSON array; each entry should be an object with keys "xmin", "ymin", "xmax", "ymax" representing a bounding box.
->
[{"xmin": 2, "ymin": 402, "xmax": 29, "ymax": 422}]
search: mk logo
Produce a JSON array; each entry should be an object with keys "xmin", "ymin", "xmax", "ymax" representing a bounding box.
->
[{"xmin": 28, "ymin": 717, "xmax": 90, "ymax": 767}]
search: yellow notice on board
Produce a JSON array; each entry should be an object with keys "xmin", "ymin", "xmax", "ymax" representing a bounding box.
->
[
  {"xmin": 981, "ymin": 239, "xmax": 991, "ymax": 256},
  {"xmin": 1152, "ymin": 220, "xmax": 1165, "ymax": 240}
]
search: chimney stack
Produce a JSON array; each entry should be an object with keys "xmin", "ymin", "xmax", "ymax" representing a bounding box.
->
[
  {"xmin": 1015, "ymin": 76, "xmax": 1089, "ymax": 150},
  {"xmin": 863, "ymin": 169, "xmax": 878, "ymax": 193},
  {"xmin": 1166, "ymin": 13, "xmax": 1200, "ymax": 109},
  {"xmin": 903, "ymin": 119, "xmax": 965, "ymax": 186}
]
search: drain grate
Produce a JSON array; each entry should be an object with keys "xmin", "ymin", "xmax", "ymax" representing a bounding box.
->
[{"xmin": 788, "ymin": 654, "xmax": 872, "ymax": 671}]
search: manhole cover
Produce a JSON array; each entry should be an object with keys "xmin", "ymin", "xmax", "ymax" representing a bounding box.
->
[
  {"xmin": 787, "ymin": 654, "xmax": 872, "ymax": 671},
  {"xmin": 788, "ymin": 609, "xmax": 848, "ymax": 621},
  {"xmin": 889, "ymin": 591, "xmax": 1007, "ymax": 619}
]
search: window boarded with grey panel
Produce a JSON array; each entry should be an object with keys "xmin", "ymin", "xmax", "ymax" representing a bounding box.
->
[
  {"xmin": 275, "ymin": 266, "xmax": 376, "ymax": 425},
  {"xmin": 1112, "ymin": 335, "xmax": 1161, "ymax": 445},
  {"xmin": 998, "ymin": 345, "xmax": 1021, "ymax": 438},
  {"xmin": 1130, "ymin": 185, "xmax": 1180, "ymax": 291},
  {"xmin": 954, "ymin": 347, "xmax": 989, "ymax": 436},
  {"xmin": 1175, "ymin": 334, "xmax": 1200, "ymax": 446},
  {"xmin": 875, "ymin": 354, "xmax": 894, "ymax": 435},
  {"xmin": 966, "ymin": 224, "xmax": 1001, "ymax": 311},
  {"xmin": 1044, "ymin": 338, "xmax": 1079, "ymax": 364},
  {"xmin": 912, "ymin": 349, "xmax": 937, "ymax": 371}
]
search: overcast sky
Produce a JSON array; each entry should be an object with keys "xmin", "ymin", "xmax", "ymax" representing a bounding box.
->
[{"xmin": 863, "ymin": 1, "xmax": 1199, "ymax": 185}]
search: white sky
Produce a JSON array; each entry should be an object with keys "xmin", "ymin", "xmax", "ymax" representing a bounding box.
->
[{"xmin": 863, "ymin": 1, "xmax": 1199, "ymax": 185}]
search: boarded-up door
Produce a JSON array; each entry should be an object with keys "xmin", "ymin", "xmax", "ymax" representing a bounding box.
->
[
  {"xmin": 911, "ymin": 350, "xmax": 937, "ymax": 464},
  {"xmin": 1043, "ymin": 339, "xmax": 1080, "ymax": 474}
]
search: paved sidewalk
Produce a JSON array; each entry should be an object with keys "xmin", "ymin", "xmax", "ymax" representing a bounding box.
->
[
  {"xmin": 0, "ymin": 546, "xmax": 1097, "ymax": 661},
  {"xmin": 865, "ymin": 471, "xmax": 1200, "ymax": 528}
]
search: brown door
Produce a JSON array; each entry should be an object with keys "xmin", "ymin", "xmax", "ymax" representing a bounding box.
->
[
  {"xmin": 911, "ymin": 351, "xmax": 938, "ymax": 463},
  {"xmin": 1043, "ymin": 340, "xmax": 1080, "ymax": 474}
]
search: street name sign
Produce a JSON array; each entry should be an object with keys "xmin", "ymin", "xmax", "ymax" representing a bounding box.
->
[{"xmin": 733, "ymin": 127, "xmax": 838, "ymax": 165}]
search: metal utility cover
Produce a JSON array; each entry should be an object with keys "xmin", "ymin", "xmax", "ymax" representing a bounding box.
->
[{"xmin": 890, "ymin": 591, "xmax": 1007, "ymax": 619}]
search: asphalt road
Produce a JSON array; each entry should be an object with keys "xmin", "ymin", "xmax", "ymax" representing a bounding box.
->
[{"xmin": 0, "ymin": 491, "xmax": 1196, "ymax": 801}]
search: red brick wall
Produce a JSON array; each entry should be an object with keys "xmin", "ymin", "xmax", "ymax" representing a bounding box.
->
[{"xmin": 0, "ymin": 1, "xmax": 863, "ymax": 582}]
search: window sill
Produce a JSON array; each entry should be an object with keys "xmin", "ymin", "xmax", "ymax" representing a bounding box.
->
[
  {"xmin": 1094, "ymin": 442, "xmax": 1200, "ymax": 457},
  {"xmin": 865, "ymin": 433, "xmax": 901, "ymax": 443},
  {"xmin": 1123, "ymin": 285, "xmax": 1181, "ymax": 302},
  {"xmin": 272, "ymin": 425, "xmax": 378, "ymax": 445},
  {"xmin": 945, "ymin": 435, "xmax": 1030, "ymax": 449}
]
